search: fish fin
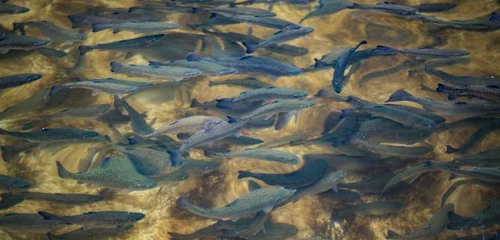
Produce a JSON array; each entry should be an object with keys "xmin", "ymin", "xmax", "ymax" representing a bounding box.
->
[
  {"xmin": 435, "ymin": 83, "xmax": 451, "ymax": 92},
  {"xmin": 186, "ymin": 52, "xmax": 202, "ymax": 61},
  {"xmin": 38, "ymin": 211, "xmax": 60, "ymax": 221},
  {"xmin": 490, "ymin": 12, "xmax": 500, "ymax": 22},
  {"xmin": 167, "ymin": 150, "xmax": 183, "ymax": 167},
  {"xmin": 91, "ymin": 23, "xmax": 107, "ymax": 32},
  {"xmin": 49, "ymin": 85, "xmax": 63, "ymax": 97},
  {"xmin": 275, "ymin": 112, "xmax": 293, "ymax": 130},
  {"xmin": 56, "ymin": 161, "xmax": 72, "ymax": 179},
  {"xmin": 190, "ymin": 99, "xmax": 202, "ymax": 108},
  {"xmin": 314, "ymin": 59, "xmax": 330, "ymax": 68},
  {"xmin": 110, "ymin": 62, "xmax": 123, "ymax": 73},
  {"xmin": 386, "ymin": 90, "xmax": 413, "ymax": 102},
  {"xmin": 127, "ymin": 137, "xmax": 143, "ymax": 145},
  {"xmin": 242, "ymin": 42, "xmax": 258, "ymax": 54},
  {"xmin": 225, "ymin": 115, "xmax": 238, "ymax": 124},
  {"xmin": 78, "ymin": 45, "xmax": 93, "ymax": 56},
  {"xmin": 446, "ymin": 145, "xmax": 459, "ymax": 153},
  {"xmin": 112, "ymin": 29, "xmax": 121, "ymax": 34},
  {"xmin": 215, "ymin": 98, "xmax": 234, "ymax": 109},
  {"xmin": 263, "ymin": 206, "xmax": 273, "ymax": 213},
  {"xmin": 387, "ymin": 230, "xmax": 401, "ymax": 239},
  {"xmin": 248, "ymin": 180, "xmax": 261, "ymax": 191}
]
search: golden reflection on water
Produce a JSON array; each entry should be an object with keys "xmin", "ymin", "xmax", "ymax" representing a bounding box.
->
[{"xmin": 0, "ymin": 0, "xmax": 499, "ymax": 239}]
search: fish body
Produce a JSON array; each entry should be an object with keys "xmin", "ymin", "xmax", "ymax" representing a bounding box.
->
[
  {"xmin": 247, "ymin": 222, "xmax": 298, "ymax": 240},
  {"xmin": 234, "ymin": 100, "xmax": 316, "ymax": 123},
  {"xmin": 209, "ymin": 78, "xmax": 272, "ymax": 89},
  {"xmin": 0, "ymin": 128, "xmax": 104, "ymax": 142},
  {"xmin": 79, "ymin": 34, "xmax": 165, "ymax": 55},
  {"xmin": 425, "ymin": 67, "xmax": 500, "ymax": 86},
  {"xmin": 338, "ymin": 173, "xmax": 394, "ymax": 194},
  {"xmin": 38, "ymin": 211, "xmax": 144, "ymax": 228},
  {"xmin": 186, "ymin": 53, "xmax": 303, "ymax": 76},
  {"xmin": 47, "ymin": 225, "xmax": 132, "ymax": 240},
  {"xmin": 456, "ymin": 148, "xmax": 500, "ymax": 167},
  {"xmin": 332, "ymin": 40, "xmax": 367, "ymax": 93},
  {"xmin": 217, "ymin": 13, "xmax": 301, "ymax": 29},
  {"xmin": 437, "ymin": 83, "xmax": 500, "ymax": 103},
  {"xmin": 300, "ymin": 0, "xmax": 351, "ymax": 23},
  {"xmin": 49, "ymin": 80, "xmax": 139, "ymax": 97},
  {"xmin": 68, "ymin": 11, "xmax": 162, "ymax": 28},
  {"xmin": 20, "ymin": 21, "xmax": 86, "ymax": 43},
  {"xmin": 85, "ymin": 78, "xmax": 153, "ymax": 88},
  {"xmin": 439, "ymin": 166, "xmax": 500, "ymax": 183},
  {"xmin": 56, "ymin": 156, "xmax": 157, "ymax": 190},
  {"xmin": 92, "ymin": 21, "xmax": 181, "ymax": 33},
  {"xmin": 115, "ymin": 146, "xmax": 173, "ymax": 176},
  {"xmin": 348, "ymin": 2, "xmax": 418, "ymax": 16},
  {"xmin": 140, "ymin": 116, "xmax": 224, "ymax": 141},
  {"xmin": 208, "ymin": 148, "xmax": 299, "ymax": 165},
  {"xmin": 243, "ymin": 27, "xmax": 314, "ymax": 54},
  {"xmin": 344, "ymin": 104, "xmax": 437, "ymax": 128},
  {"xmin": 176, "ymin": 187, "xmax": 295, "ymax": 220},
  {"xmin": 414, "ymin": 3, "xmax": 456, "ymax": 13},
  {"xmin": 0, "ymin": 174, "xmax": 31, "ymax": 190},
  {"xmin": 111, "ymin": 62, "xmax": 201, "ymax": 81},
  {"xmin": 0, "ymin": 34, "xmax": 50, "ymax": 53},
  {"xmin": 218, "ymin": 86, "xmax": 309, "ymax": 109},
  {"xmin": 46, "ymin": 104, "xmax": 111, "ymax": 119},
  {"xmin": 1, "ymin": 192, "xmax": 102, "ymax": 205},
  {"xmin": 350, "ymin": 137, "xmax": 434, "ymax": 157},
  {"xmin": 0, "ymin": 213, "xmax": 66, "ymax": 233},
  {"xmin": 120, "ymin": 98, "xmax": 153, "ymax": 135},
  {"xmin": 356, "ymin": 118, "xmax": 433, "ymax": 145},
  {"xmin": 201, "ymin": 7, "xmax": 276, "ymax": 17},
  {"xmin": 149, "ymin": 60, "xmax": 237, "ymax": 76},
  {"xmin": 384, "ymin": 161, "xmax": 456, "ymax": 192},
  {"xmin": 0, "ymin": 73, "xmax": 42, "ymax": 89},
  {"xmin": 290, "ymin": 170, "xmax": 346, "ymax": 202},
  {"xmin": 375, "ymin": 45, "xmax": 469, "ymax": 59},
  {"xmin": 332, "ymin": 201, "xmax": 403, "ymax": 221},
  {"xmin": 238, "ymin": 158, "xmax": 327, "ymax": 189}
]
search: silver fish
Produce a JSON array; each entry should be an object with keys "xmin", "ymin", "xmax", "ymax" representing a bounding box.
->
[
  {"xmin": 79, "ymin": 34, "xmax": 165, "ymax": 55},
  {"xmin": 49, "ymin": 80, "xmax": 139, "ymax": 97},
  {"xmin": 0, "ymin": 34, "xmax": 50, "ymax": 54},
  {"xmin": 38, "ymin": 211, "xmax": 145, "ymax": 229},
  {"xmin": 242, "ymin": 27, "xmax": 314, "ymax": 54},
  {"xmin": 217, "ymin": 86, "xmax": 309, "ymax": 109},
  {"xmin": 16, "ymin": 21, "xmax": 86, "ymax": 43},
  {"xmin": 0, "ymin": 213, "xmax": 66, "ymax": 234},
  {"xmin": 230, "ymin": 100, "xmax": 316, "ymax": 123},
  {"xmin": 93, "ymin": 21, "xmax": 181, "ymax": 33},
  {"xmin": 0, "ymin": 73, "xmax": 42, "ymax": 89},
  {"xmin": 149, "ymin": 60, "xmax": 238, "ymax": 76},
  {"xmin": 216, "ymin": 13, "xmax": 301, "ymax": 30},
  {"xmin": 139, "ymin": 116, "xmax": 225, "ymax": 141},
  {"xmin": 289, "ymin": 170, "xmax": 346, "ymax": 202},
  {"xmin": 111, "ymin": 62, "xmax": 201, "ymax": 81},
  {"xmin": 198, "ymin": 7, "xmax": 276, "ymax": 18},
  {"xmin": 207, "ymin": 148, "xmax": 299, "ymax": 165}
]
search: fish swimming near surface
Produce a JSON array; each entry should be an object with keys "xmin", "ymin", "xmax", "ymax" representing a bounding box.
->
[
  {"xmin": 214, "ymin": 13, "xmax": 301, "ymax": 30},
  {"xmin": 331, "ymin": 201, "xmax": 403, "ymax": 221},
  {"xmin": 387, "ymin": 204, "xmax": 454, "ymax": 239},
  {"xmin": 68, "ymin": 10, "xmax": 162, "ymax": 28},
  {"xmin": 332, "ymin": 40, "xmax": 367, "ymax": 93},
  {"xmin": 0, "ymin": 213, "xmax": 67, "ymax": 233},
  {"xmin": 447, "ymin": 201, "xmax": 500, "ymax": 230},
  {"xmin": 300, "ymin": 0, "xmax": 352, "ymax": 23},
  {"xmin": 455, "ymin": 148, "xmax": 500, "ymax": 167},
  {"xmin": 238, "ymin": 158, "xmax": 327, "ymax": 189},
  {"xmin": 48, "ymin": 79, "xmax": 140, "ymax": 97},
  {"xmin": 347, "ymin": 2, "xmax": 418, "ymax": 16},
  {"xmin": 0, "ymin": 34, "xmax": 50, "ymax": 54},
  {"xmin": 111, "ymin": 62, "xmax": 201, "ymax": 81},
  {"xmin": 0, "ymin": 2, "xmax": 29, "ymax": 14},
  {"xmin": 186, "ymin": 53, "xmax": 303, "ymax": 77},
  {"xmin": 436, "ymin": 83, "xmax": 500, "ymax": 103},
  {"xmin": 1, "ymin": 192, "xmax": 103, "ymax": 205},
  {"xmin": 242, "ymin": 27, "xmax": 314, "ymax": 54},
  {"xmin": 0, "ymin": 174, "xmax": 31, "ymax": 190},
  {"xmin": 79, "ymin": 34, "xmax": 165, "ymax": 55},
  {"xmin": 56, "ymin": 156, "xmax": 157, "ymax": 190},
  {"xmin": 289, "ymin": 170, "xmax": 346, "ymax": 202},
  {"xmin": 176, "ymin": 187, "xmax": 295, "ymax": 220},
  {"xmin": 38, "ymin": 211, "xmax": 145, "ymax": 229},
  {"xmin": 0, "ymin": 128, "xmax": 105, "ymax": 142},
  {"xmin": 0, "ymin": 73, "xmax": 42, "ymax": 89},
  {"xmin": 92, "ymin": 21, "xmax": 181, "ymax": 33},
  {"xmin": 149, "ymin": 60, "xmax": 238, "ymax": 76},
  {"xmin": 438, "ymin": 166, "xmax": 500, "ymax": 184},
  {"xmin": 206, "ymin": 148, "xmax": 299, "ymax": 165},
  {"xmin": 208, "ymin": 78, "xmax": 272, "ymax": 89},
  {"xmin": 46, "ymin": 225, "xmax": 132, "ymax": 240},
  {"xmin": 216, "ymin": 86, "xmax": 309, "ymax": 109},
  {"xmin": 14, "ymin": 21, "xmax": 87, "ymax": 44},
  {"xmin": 374, "ymin": 45, "xmax": 470, "ymax": 59}
]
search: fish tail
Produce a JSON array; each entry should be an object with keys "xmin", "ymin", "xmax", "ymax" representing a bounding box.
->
[
  {"xmin": 237, "ymin": 171, "xmax": 254, "ymax": 179},
  {"xmin": 38, "ymin": 211, "xmax": 62, "ymax": 221},
  {"xmin": 385, "ymin": 90, "xmax": 413, "ymax": 102},
  {"xmin": 386, "ymin": 230, "xmax": 401, "ymax": 239},
  {"xmin": 78, "ymin": 45, "xmax": 93, "ymax": 55},
  {"xmin": 68, "ymin": 14, "xmax": 87, "ymax": 28},
  {"xmin": 56, "ymin": 161, "xmax": 73, "ymax": 179},
  {"xmin": 215, "ymin": 98, "xmax": 234, "ymax": 109},
  {"xmin": 447, "ymin": 211, "xmax": 471, "ymax": 230},
  {"xmin": 242, "ymin": 42, "xmax": 258, "ymax": 54},
  {"xmin": 167, "ymin": 150, "xmax": 183, "ymax": 167},
  {"xmin": 91, "ymin": 23, "xmax": 107, "ymax": 32},
  {"xmin": 314, "ymin": 59, "xmax": 330, "ymax": 68},
  {"xmin": 110, "ymin": 62, "xmax": 123, "ymax": 73},
  {"xmin": 436, "ymin": 83, "xmax": 453, "ymax": 93},
  {"xmin": 186, "ymin": 52, "xmax": 203, "ymax": 61},
  {"xmin": 49, "ymin": 85, "xmax": 63, "ymax": 97}
]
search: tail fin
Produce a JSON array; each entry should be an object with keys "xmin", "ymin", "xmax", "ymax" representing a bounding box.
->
[
  {"xmin": 314, "ymin": 59, "xmax": 330, "ymax": 68},
  {"xmin": 38, "ymin": 211, "xmax": 61, "ymax": 221},
  {"xmin": 167, "ymin": 150, "xmax": 182, "ymax": 167},
  {"xmin": 68, "ymin": 14, "xmax": 88, "ymax": 28},
  {"xmin": 237, "ymin": 171, "xmax": 254, "ymax": 179},
  {"xmin": 0, "ymin": 193, "xmax": 24, "ymax": 209},
  {"xmin": 490, "ymin": 12, "xmax": 500, "ymax": 22},
  {"xmin": 91, "ymin": 23, "xmax": 108, "ymax": 32},
  {"xmin": 49, "ymin": 85, "xmax": 63, "ymax": 97},
  {"xmin": 447, "ymin": 212, "xmax": 471, "ymax": 230},
  {"xmin": 215, "ymin": 98, "xmax": 234, "ymax": 109},
  {"xmin": 386, "ymin": 230, "xmax": 401, "ymax": 239},
  {"xmin": 242, "ymin": 42, "xmax": 259, "ymax": 54},
  {"xmin": 353, "ymin": 40, "xmax": 368, "ymax": 51},
  {"xmin": 386, "ymin": 90, "xmax": 413, "ymax": 102},
  {"xmin": 56, "ymin": 161, "xmax": 72, "ymax": 179},
  {"xmin": 226, "ymin": 115, "xmax": 238, "ymax": 123},
  {"xmin": 78, "ymin": 45, "xmax": 93, "ymax": 56}
]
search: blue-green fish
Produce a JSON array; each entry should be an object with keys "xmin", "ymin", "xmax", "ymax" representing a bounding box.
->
[
  {"xmin": 38, "ymin": 211, "xmax": 145, "ymax": 229},
  {"xmin": 111, "ymin": 62, "xmax": 201, "ymax": 81},
  {"xmin": 0, "ymin": 174, "xmax": 31, "ymax": 190},
  {"xmin": 0, "ymin": 73, "xmax": 42, "ymax": 89},
  {"xmin": 79, "ymin": 34, "xmax": 165, "ymax": 55}
]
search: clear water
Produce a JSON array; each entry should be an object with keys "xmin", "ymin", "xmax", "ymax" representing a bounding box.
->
[{"xmin": 0, "ymin": 0, "xmax": 499, "ymax": 239}]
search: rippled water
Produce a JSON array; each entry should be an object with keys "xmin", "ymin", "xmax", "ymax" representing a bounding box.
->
[{"xmin": 0, "ymin": 0, "xmax": 499, "ymax": 239}]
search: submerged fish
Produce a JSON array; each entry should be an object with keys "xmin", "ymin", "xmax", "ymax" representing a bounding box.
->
[
  {"xmin": 218, "ymin": 211, "xmax": 268, "ymax": 238},
  {"xmin": 68, "ymin": 11, "xmax": 162, "ymax": 28},
  {"xmin": 16, "ymin": 21, "xmax": 86, "ymax": 43},
  {"xmin": 47, "ymin": 225, "xmax": 132, "ymax": 240},
  {"xmin": 348, "ymin": 2, "xmax": 418, "ymax": 16},
  {"xmin": 425, "ymin": 66, "xmax": 500, "ymax": 86},
  {"xmin": 332, "ymin": 40, "xmax": 367, "ymax": 93},
  {"xmin": 0, "ymin": 34, "xmax": 50, "ymax": 54},
  {"xmin": 0, "ymin": 128, "xmax": 105, "ymax": 142},
  {"xmin": 177, "ymin": 187, "xmax": 295, "ymax": 220},
  {"xmin": 56, "ymin": 156, "xmax": 157, "ymax": 190},
  {"xmin": 387, "ymin": 204, "xmax": 454, "ymax": 239},
  {"xmin": 0, "ymin": 174, "xmax": 31, "ymax": 190},
  {"xmin": 349, "ymin": 137, "xmax": 435, "ymax": 157},
  {"xmin": 289, "ymin": 170, "xmax": 346, "ymax": 202},
  {"xmin": 149, "ymin": 60, "xmax": 238, "ymax": 76},
  {"xmin": 0, "ymin": 73, "xmax": 42, "ymax": 89},
  {"xmin": 49, "ymin": 79, "xmax": 140, "ymax": 97},
  {"xmin": 331, "ymin": 201, "xmax": 403, "ymax": 221},
  {"xmin": 446, "ymin": 118, "xmax": 500, "ymax": 154},
  {"xmin": 230, "ymin": 100, "xmax": 316, "ymax": 124},
  {"xmin": 300, "ymin": 0, "xmax": 352, "ymax": 23},
  {"xmin": 447, "ymin": 201, "xmax": 500, "ymax": 230},
  {"xmin": 437, "ymin": 83, "xmax": 500, "ymax": 103},
  {"xmin": 242, "ymin": 27, "xmax": 314, "ymax": 54},
  {"xmin": 120, "ymin": 98, "xmax": 153, "ymax": 135},
  {"xmin": 115, "ymin": 146, "xmax": 173, "ymax": 176},
  {"xmin": 197, "ymin": 7, "xmax": 276, "ymax": 18},
  {"xmin": 208, "ymin": 78, "xmax": 272, "ymax": 89},
  {"xmin": 356, "ymin": 118, "xmax": 433, "ymax": 145},
  {"xmin": 455, "ymin": 148, "xmax": 500, "ymax": 167},
  {"xmin": 92, "ymin": 21, "xmax": 181, "ymax": 33},
  {"xmin": 438, "ymin": 166, "xmax": 500, "ymax": 183},
  {"xmin": 186, "ymin": 53, "xmax": 303, "ymax": 77},
  {"xmin": 238, "ymin": 158, "xmax": 327, "ymax": 189},
  {"xmin": 216, "ymin": 13, "xmax": 301, "ymax": 30},
  {"xmin": 338, "ymin": 173, "xmax": 394, "ymax": 194},
  {"xmin": 206, "ymin": 148, "xmax": 299, "ymax": 165},
  {"xmin": 247, "ymin": 222, "xmax": 298, "ymax": 240},
  {"xmin": 38, "ymin": 211, "xmax": 144, "ymax": 228},
  {"xmin": 0, "ymin": 213, "xmax": 66, "ymax": 233},
  {"xmin": 79, "ymin": 34, "xmax": 165, "ymax": 55},
  {"xmin": 1, "ymin": 192, "xmax": 103, "ymax": 205},
  {"xmin": 217, "ymin": 86, "xmax": 309, "ymax": 109},
  {"xmin": 0, "ymin": 2, "xmax": 29, "ymax": 14},
  {"xmin": 375, "ymin": 45, "xmax": 470, "ymax": 59},
  {"xmin": 111, "ymin": 62, "xmax": 201, "ymax": 81}
]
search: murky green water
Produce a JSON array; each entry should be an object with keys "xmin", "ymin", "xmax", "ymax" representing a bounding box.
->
[{"xmin": 0, "ymin": 0, "xmax": 499, "ymax": 239}]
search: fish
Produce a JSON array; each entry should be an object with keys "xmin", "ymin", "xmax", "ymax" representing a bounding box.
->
[
  {"xmin": 0, "ymin": 194, "xmax": 23, "ymax": 210},
  {"xmin": 85, "ymin": 78, "xmax": 153, "ymax": 88},
  {"xmin": 169, "ymin": 120, "xmax": 248, "ymax": 167},
  {"xmin": 447, "ymin": 201, "xmax": 500, "ymax": 230},
  {"xmin": 420, "ymin": 12, "xmax": 500, "ymax": 32},
  {"xmin": 455, "ymin": 148, "xmax": 500, "ymax": 167},
  {"xmin": 38, "ymin": 211, "xmax": 145, "ymax": 228},
  {"xmin": 111, "ymin": 62, "xmax": 201, "ymax": 81},
  {"xmin": 191, "ymin": 97, "xmax": 264, "ymax": 116},
  {"xmin": 0, "ymin": 34, "xmax": 50, "ymax": 54},
  {"xmin": 414, "ymin": 3, "xmax": 457, "ymax": 13},
  {"xmin": 332, "ymin": 40, "xmax": 367, "ymax": 93},
  {"xmin": 229, "ymin": 100, "xmax": 316, "ymax": 124},
  {"xmin": 247, "ymin": 222, "xmax": 298, "ymax": 240},
  {"xmin": 438, "ymin": 166, "xmax": 500, "ymax": 184},
  {"xmin": 15, "ymin": 21, "xmax": 86, "ymax": 43},
  {"xmin": 0, "ymin": 174, "xmax": 31, "ymax": 190},
  {"xmin": 356, "ymin": 118, "xmax": 433, "ymax": 145},
  {"xmin": 149, "ymin": 60, "xmax": 238, "ymax": 76},
  {"xmin": 79, "ymin": 34, "xmax": 165, "ymax": 55},
  {"xmin": 35, "ymin": 47, "xmax": 67, "ymax": 58},
  {"xmin": 48, "ymin": 79, "xmax": 140, "ymax": 97},
  {"xmin": 338, "ymin": 173, "xmax": 394, "ymax": 194},
  {"xmin": 39, "ymin": 104, "xmax": 111, "ymax": 121},
  {"xmin": 215, "ymin": 13, "xmax": 301, "ymax": 30},
  {"xmin": 0, "ymin": 2, "xmax": 29, "ymax": 14},
  {"xmin": 312, "ymin": 47, "xmax": 396, "ymax": 70},
  {"xmin": 196, "ymin": 7, "xmax": 276, "ymax": 18},
  {"xmin": 331, "ymin": 201, "xmax": 403, "ymax": 221},
  {"xmin": 300, "ymin": 0, "xmax": 352, "ymax": 23},
  {"xmin": 320, "ymin": 189, "xmax": 361, "ymax": 202},
  {"xmin": 0, "ymin": 213, "xmax": 66, "ymax": 233},
  {"xmin": 176, "ymin": 187, "xmax": 295, "ymax": 220},
  {"xmin": 68, "ymin": 10, "xmax": 162, "ymax": 29},
  {"xmin": 238, "ymin": 158, "xmax": 327, "ymax": 189},
  {"xmin": 386, "ymin": 90, "xmax": 500, "ymax": 118},
  {"xmin": 446, "ymin": 118, "xmax": 500, "ymax": 154},
  {"xmin": 289, "ymin": 170, "xmax": 346, "ymax": 202},
  {"xmin": 347, "ymin": 2, "xmax": 418, "ymax": 16},
  {"xmin": 217, "ymin": 86, "xmax": 309, "ymax": 109},
  {"xmin": 0, "ymin": 73, "xmax": 42, "ymax": 89},
  {"xmin": 206, "ymin": 148, "xmax": 299, "ymax": 165},
  {"xmin": 114, "ymin": 146, "xmax": 173, "ymax": 176},
  {"xmin": 303, "ymin": 154, "xmax": 380, "ymax": 172},
  {"xmin": 0, "ymin": 128, "xmax": 105, "ymax": 142},
  {"xmin": 156, "ymin": 158, "xmax": 220, "ymax": 181},
  {"xmin": 437, "ymin": 84, "xmax": 500, "ymax": 103},
  {"xmin": 46, "ymin": 225, "xmax": 132, "ymax": 240},
  {"xmin": 359, "ymin": 59, "xmax": 426, "ymax": 84},
  {"xmin": 374, "ymin": 45, "xmax": 470, "ymax": 59},
  {"xmin": 92, "ymin": 21, "xmax": 181, "ymax": 33},
  {"xmin": 425, "ymin": 66, "xmax": 500, "ymax": 86},
  {"xmin": 119, "ymin": 98, "xmax": 154, "ymax": 135},
  {"xmin": 1, "ymin": 192, "xmax": 103, "ymax": 205},
  {"xmin": 186, "ymin": 53, "xmax": 303, "ymax": 77},
  {"xmin": 56, "ymin": 156, "xmax": 157, "ymax": 190},
  {"xmin": 349, "ymin": 137, "xmax": 435, "ymax": 157},
  {"xmin": 387, "ymin": 204, "xmax": 454, "ymax": 239},
  {"xmin": 208, "ymin": 78, "xmax": 272, "ymax": 89},
  {"xmin": 242, "ymin": 27, "xmax": 314, "ymax": 54}
]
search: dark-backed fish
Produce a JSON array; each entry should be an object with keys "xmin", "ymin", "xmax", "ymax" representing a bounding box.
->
[
  {"xmin": 120, "ymin": 98, "xmax": 153, "ymax": 135},
  {"xmin": 425, "ymin": 66, "xmax": 500, "ymax": 86},
  {"xmin": 1, "ymin": 192, "xmax": 103, "ymax": 205},
  {"xmin": 208, "ymin": 78, "xmax": 272, "ymax": 89},
  {"xmin": 0, "ymin": 174, "xmax": 31, "ymax": 190},
  {"xmin": 242, "ymin": 27, "xmax": 314, "ymax": 54},
  {"xmin": 47, "ymin": 225, "xmax": 132, "ymax": 240},
  {"xmin": 149, "ymin": 60, "xmax": 237, "ymax": 76},
  {"xmin": 437, "ymin": 83, "xmax": 500, "ymax": 103},
  {"xmin": 348, "ymin": 2, "xmax": 418, "ymax": 16},
  {"xmin": 15, "ymin": 21, "xmax": 86, "ymax": 43},
  {"xmin": 0, "ymin": 128, "xmax": 105, "ymax": 142},
  {"xmin": 332, "ymin": 40, "xmax": 367, "ymax": 93},
  {"xmin": 115, "ymin": 146, "xmax": 173, "ymax": 176},
  {"xmin": 0, "ymin": 213, "xmax": 66, "ymax": 233},
  {"xmin": 447, "ymin": 201, "xmax": 500, "ymax": 230},
  {"xmin": 0, "ymin": 2, "xmax": 29, "ymax": 14},
  {"xmin": 375, "ymin": 45, "xmax": 469, "ymax": 59},
  {"xmin": 38, "ymin": 211, "xmax": 144, "ymax": 228},
  {"xmin": 207, "ymin": 148, "xmax": 299, "ymax": 165},
  {"xmin": 92, "ymin": 22, "xmax": 181, "ymax": 33},
  {"xmin": 0, "ymin": 34, "xmax": 50, "ymax": 54},
  {"xmin": 111, "ymin": 62, "xmax": 201, "ymax": 81},
  {"xmin": 0, "ymin": 73, "xmax": 42, "ymax": 89},
  {"xmin": 79, "ymin": 34, "xmax": 165, "ymax": 55},
  {"xmin": 331, "ymin": 201, "xmax": 403, "ymax": 221}
]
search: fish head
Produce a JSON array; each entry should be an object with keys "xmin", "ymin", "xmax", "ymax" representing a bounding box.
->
[
  {"xmin": 6, "ymin": 178, "xmax": 31, "ymax": 190},
  {"xmin": 333, "ymin": 82, "xmax": 343, "ymax": 94}
]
